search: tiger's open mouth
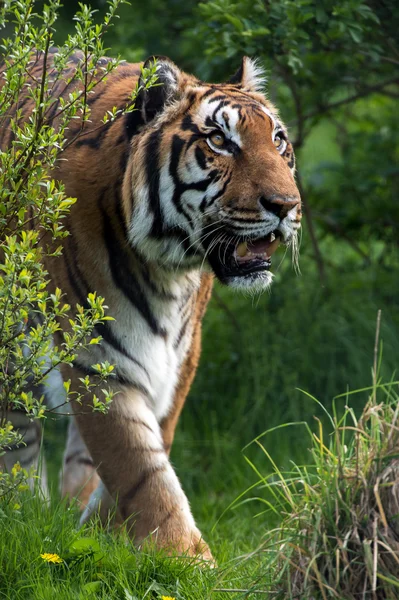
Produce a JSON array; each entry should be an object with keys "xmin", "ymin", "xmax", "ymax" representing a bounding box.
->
[{"xmin": 205, "ymin": 229, "xmax": 282, "ymax": 283}]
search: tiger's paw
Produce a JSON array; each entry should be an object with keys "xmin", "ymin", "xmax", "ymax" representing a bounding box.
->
[{"xmin": 140, "ymin": 519, "xmax": 215, "ymax": 566}]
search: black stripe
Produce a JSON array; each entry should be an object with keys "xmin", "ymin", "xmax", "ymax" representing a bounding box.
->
[
  {"xmin": 122, "ymin": 464, "xmax": 168, "ymax": 509},
  {"xmin": 65, "ymin": 450, "xmax": 84, "ymax": 465},
  {"xmin": 207, "ymin": 94, "xmax": 228, "ymax": 104},
  {"xmin": 65, "ymin": 450, "xmax": 93, "ymax": 467},
  {"xmin": 231, "ymin": 104, "xmax": 243, "ymax": 120},
  {"xmin": 1, "ymin": 96, "xmax": 30, "ymax": 145},
  {"xmin": 201, "ymin": 87, "xmax": 217, "ymax": 100},
  {"xmin": 136, "ymin": 261, "xmax": 177, "ymax": 301},
  {"xmin": 173, "ymin": 314, "xmax": 191, "ymax": 349},
  {"xmin": 145, "ymin": 129, "xmax": 163, "ymax": 237},
  {"xmin": 126, "ymin": 418, "xmax": 156, "ymax": 435},
  {"xmin": 169, "ymin": 135, "xmax": 194, "ymax": 226},
  {"xmin": 195, "ymin": 146, "xmax": 207, "ymax": 170},
  {"xmin": 162, "ymin": 224, "xmax": 194, "ymax": 254},
  {"xmin": 181, "ymin": 114, "xmax": 201, "ymax": 135},
  {"xmin": 114, "ymin": 187, "xmax": 128, "ymax": 237},
  {"xmin": 67, "ymin": 52, "xmax": 84, "ymax": 65},
  {"xmin": 156, "ymin": 508, "xmax": 175, "ymax": 529},
  {"xmin": 225, "ymin": 205, "xmax": 261, "ymax": 213},
  {"xmin": 75, "ymin": 121, "xmax": 111, "ymax": 149},
  {"xmin": 114, "ymin": 375, "xmax": 152, "ymax": 399},
  {"xmin": 65, "ymin": 235, "xmax": 151, "ymax": 377},
  {"xmin": 185, "ymin": 131, "xmax": 203, "ymax": 151},
  {"xmin": 73, "ymin": 355, "xmax": 151, "ymax": 391},
  {"xmin": 99, "ymin": 190, "xmax": 167, "ymax": 338},
  {"xmin": 124, "ymin": 108, "xmax": 145, "ymax": 141},
  {"xmin": 97, "ymin": 319, "xmax": 153, "ymax": 374},
  {"xmin": 222, "ymin": 110, "xmax": 230, "ymax": 130},
  {"xmin": 200, "ymin": 174, "xmax": 231, "ymax": 211},
  {"xmin": 63, "ymin": 235, "xmax": 91, "ymax": 306},
  {"xmin": 138, "ymin": 129, "xmax": 220, "ymax": 260},
  {"xmin": 212, "ymin": 100, "xmax": 229, "ymax": 122},
  {"xmin": 46, "ymin": 77, "xmax": 77, "ymax": 122},
  {"xmin": 5, "ymin": 436, "xmax": 37, "ymax": 452},
  {"xmin": 71, "ymin": 360, "xmax": 101, "ymax": 378},
  {"xmin": 87, "ymin": 88, "xmax": 107, "ymax": 106},
  {"xmin": 179, "ymin": 279, "xmax": 197, "ymax": 310},
  {"xmin": 122, "ymin": 234, "xmax": 178, "ymax": 301},
  {"xmin": 45, "ymin": 97, "xmax": 61, "ymax": 123},
  {"xmin": 77, "ymin": 457, "xmax": 94, "ymax": 467},
  {"xmin": 170, "ymin": 138, "xmax": 220, "ymax": 220},
  {"xmin": 20, "ymin": 451, "xmax": 40, "ymax": 468},
  {"xmin": 114, "ymin": 67, "xmax": 141, "ymax": 80},
  {"xmin": 224, "ymin": 216, "xmax": 265, "ymax": 224},
  {"xmin": 205, "ymin": 116, "xmax": 217, "ymax": 129},
  {"xmin": 120, "ymin": 147, "xmax": 129, "ymax": 173}
]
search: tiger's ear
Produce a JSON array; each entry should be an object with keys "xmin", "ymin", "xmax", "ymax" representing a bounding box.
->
[
  {"xmin": 228, "ymin": 57, "xmax": 266, "ymax": 92},
  {"xmin": 139, "ymin": 56, "xmax": 183, "ymax": 123}
]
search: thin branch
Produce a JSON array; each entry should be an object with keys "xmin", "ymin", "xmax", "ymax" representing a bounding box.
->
[
  {"xmin": 273, "ymin": 61, "xmax": 326, "ymax": 282},
  {"xmin": 313, "ymin": 212, "xmax": 371, "ymax": 265},
  {"xmin": 360, "ymin": 51, "xmax": 399, "ymax": 67},
  {"xmin": 276, "ymin": 60, "xmax": 308, "ymax": 149},
  {"xmin": 296, "ymin": 170, "xmax": 326, "ymax": 283},
  {"xmin": 291, "ymin": 76, "xmax": 399, "ymax": 132},
  {"xmin": 212, "ymin": 290, "xmax": 241, "ymax": 332},
  {"xmin": 372, "ymin": 310, "xmax": 382, "ymax": 406},
  {"xmin": 213, "ymin": 589, "xmax": 271, "ymax": 595}
]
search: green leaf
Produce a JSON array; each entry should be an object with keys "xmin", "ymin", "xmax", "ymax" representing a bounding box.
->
[
  {"xmin": 82, "ymin": 581, "xmax": 103, "ymax": 594},
  {"xmin": 225, "ymin": 14, "xmax": 244, "ymax": 31},
  {"xmin": 69, "ymin": 537, "xmax": 102, "ymax": 560}
]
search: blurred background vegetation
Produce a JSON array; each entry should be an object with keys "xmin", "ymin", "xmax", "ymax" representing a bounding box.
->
[{"xmin": 40, "ymin": 0, "xmax": 399, "ymax": 549}]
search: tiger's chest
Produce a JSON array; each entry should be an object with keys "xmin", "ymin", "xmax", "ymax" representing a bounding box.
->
[{"xmin": 86, "ymin": 271, "xmax": 201, "ymax": 422}]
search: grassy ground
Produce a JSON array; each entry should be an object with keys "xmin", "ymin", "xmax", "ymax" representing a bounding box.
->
[
  {"xmin": 0, "ymin": 471, "xmax": 268, "ymax": 600},
  {"xmin": 2, "ymin": 359, "xmax": 399, "ymax": 599}
]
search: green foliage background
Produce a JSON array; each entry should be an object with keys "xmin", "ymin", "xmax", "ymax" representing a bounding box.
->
[{"xmin": 3, "ymin": 0, "xmax": 399, "ymax": 563}]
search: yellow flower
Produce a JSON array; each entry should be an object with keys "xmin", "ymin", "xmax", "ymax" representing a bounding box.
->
[
  {"xmin": 40, "ymin": 553, "xmax": 63, "ymax": 564},
  {"xmin": 11, "ymin": 463, "xmax": 21, "ymax": 478},
  {"xmin": 161, "ymin": 597, "xmax": 176, "ymax": 600}
]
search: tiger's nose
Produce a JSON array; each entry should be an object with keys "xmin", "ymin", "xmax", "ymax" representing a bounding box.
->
[{"xmin": 259, "ymin": 195, "xmax": 300, "ymax": 219}]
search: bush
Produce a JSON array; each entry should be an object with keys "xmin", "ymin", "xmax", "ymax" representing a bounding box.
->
[{"xmin": 0, "ymin": 0, "xmax": 138, "ymax": 493}]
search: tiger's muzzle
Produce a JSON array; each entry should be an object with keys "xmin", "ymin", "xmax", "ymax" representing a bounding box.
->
[
  {"xmin": 203, "ymin": 226, "xmax": 286, "ymax": 285},
  {"xmin": 201, "ymin": 194, "xmax": 300, "ymax": 289}
]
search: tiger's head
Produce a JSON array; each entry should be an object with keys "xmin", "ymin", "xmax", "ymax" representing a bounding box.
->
[{"xmin": 124, "ymin": 56, "xmax": 301, "ymax": 291}]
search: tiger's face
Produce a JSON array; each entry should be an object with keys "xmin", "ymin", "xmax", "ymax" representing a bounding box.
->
[{"xmin": 126, "ymin": 57, "xmax": 301, "ymax": 291}]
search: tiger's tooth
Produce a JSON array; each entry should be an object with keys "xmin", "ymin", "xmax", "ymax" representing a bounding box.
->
[
  {"xmin": 236, "ymin": 242, "xmax": 248, "ymax": 257},
  {"xmin": 270, "ymin": 232, "xmax": 276, "ymax": 242}
]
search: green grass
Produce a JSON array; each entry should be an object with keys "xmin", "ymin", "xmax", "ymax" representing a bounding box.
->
[
  {"xmin": 0, "ymin": 483, "xmax": 267, "ymax": 600},
  {"xmin": 246, "ymin": 380, "xmax": 399, "ymax": 598},
  {"xmin": 4, "ymin": 368, "xmax": 399, "ymax": 599}
]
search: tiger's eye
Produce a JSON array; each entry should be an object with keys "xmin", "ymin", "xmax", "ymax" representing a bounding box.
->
[
  {"xmin": 210, "ymin": 131, "xmax": 226, "ymax": 147},
  {"xmin": 274, "ymin": 136, "xmax": 282, "ymax": 149}
]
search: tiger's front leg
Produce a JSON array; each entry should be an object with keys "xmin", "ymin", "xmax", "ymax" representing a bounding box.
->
[{"xmin": 71, "ymin": 372, "xmax": 213, "ymax": 561}]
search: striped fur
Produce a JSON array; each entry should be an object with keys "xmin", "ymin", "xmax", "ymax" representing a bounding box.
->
[{"xmin": 0, "ymin": 51, "xmax": 301, "ymax": 560}]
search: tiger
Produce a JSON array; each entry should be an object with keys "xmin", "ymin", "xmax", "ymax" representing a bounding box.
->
[{"xmin": 0, "ymin": 50, "xmax": 301, "ymax": 561}]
